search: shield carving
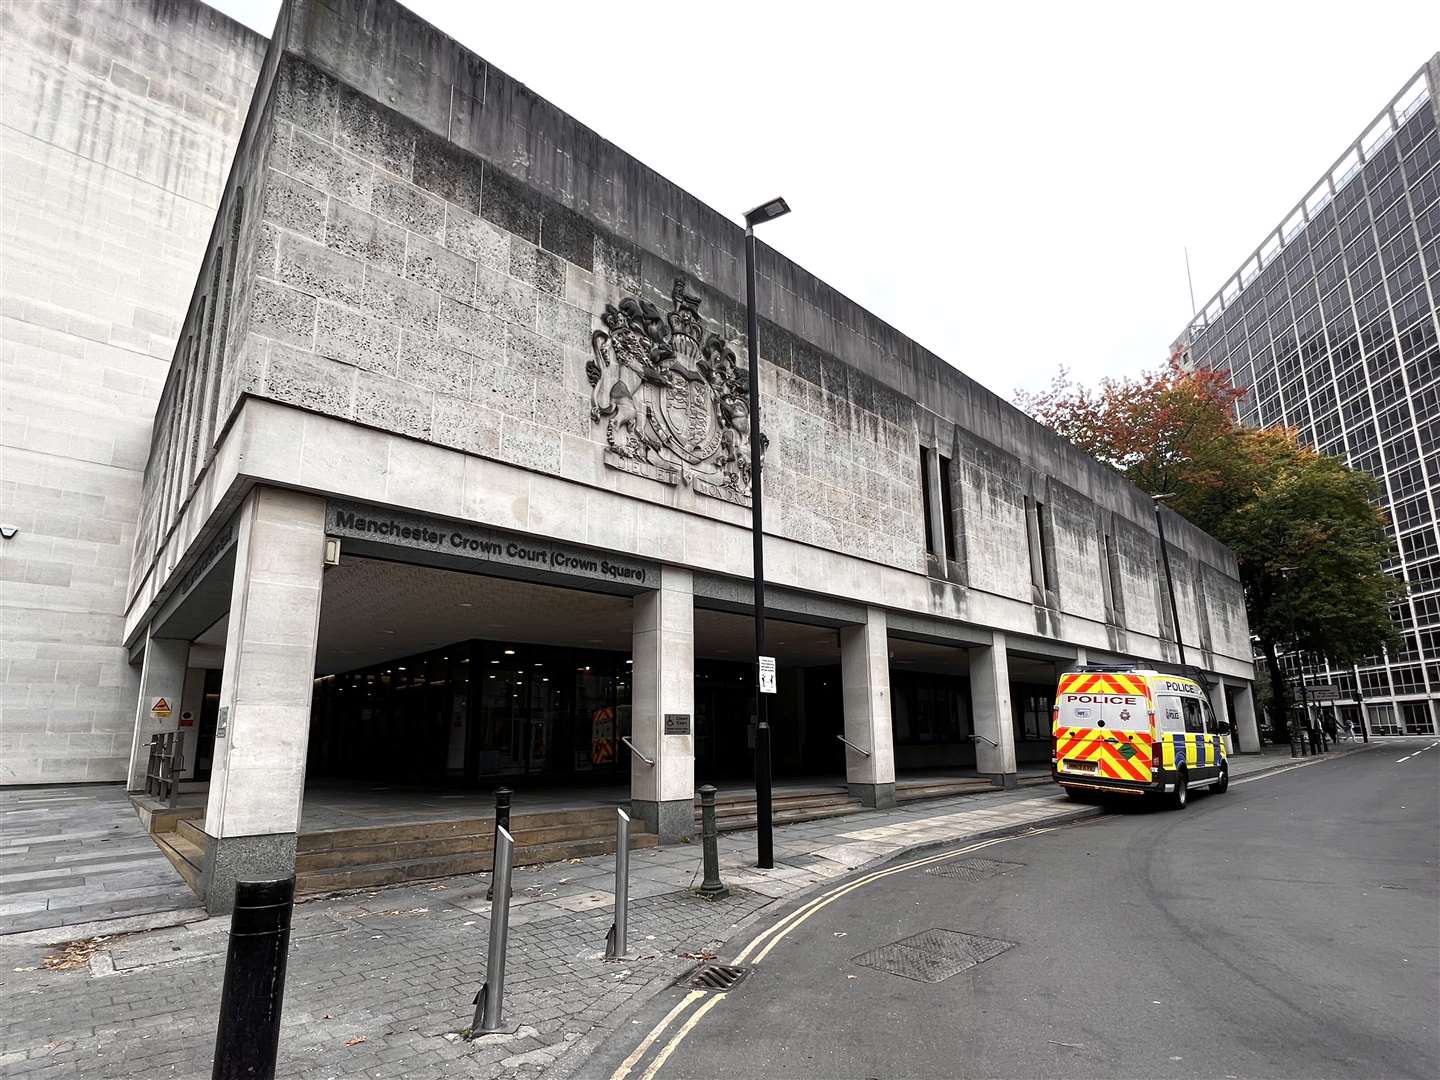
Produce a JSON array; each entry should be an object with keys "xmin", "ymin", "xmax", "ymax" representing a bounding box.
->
[{"xmin": 646, "ymin": 364, "xmax": 721, "ymax": 464}]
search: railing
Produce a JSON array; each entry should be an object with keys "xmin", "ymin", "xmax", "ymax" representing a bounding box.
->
[
  {"xmin": 144, "ymin": 731, "xmax": 186, "ymax": 808},
  {"xmin": 620, "ymin": 736, "xmax": 653, "ymax": 766},
  {"xmin": 969, "ymin": 732, "xmax": 999, "ymax": 748},
  {"xmin": 834, "ymin": 734, "xmax": 870, "ymax": 757}
]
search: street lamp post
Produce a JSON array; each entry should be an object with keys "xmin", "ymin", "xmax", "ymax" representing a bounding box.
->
[
  {"xmin": 743, "ymin": 196, "xmax": 789, "ymax": 871},
  {"xmin": 1151, "ymin": 494, "xmax": 1187, "ymax": 669}
]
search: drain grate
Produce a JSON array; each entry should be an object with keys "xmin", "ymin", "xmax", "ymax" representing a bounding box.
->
[
  {"xmin": 924, "ymin": 857, "xmax": 1025, "ymax": 882},
  {"xmin": 852, "ymin": 928, "xmax": 1015, "ymax": 983},
  {"xmin": 678, "ymin": 963, "xmax": 748, "ymax": 991}
]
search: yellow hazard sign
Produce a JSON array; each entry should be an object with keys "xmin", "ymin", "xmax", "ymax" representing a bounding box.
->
[{"xmin": 150, "ymin": 697, "xmax": 173, "ymax": 719}]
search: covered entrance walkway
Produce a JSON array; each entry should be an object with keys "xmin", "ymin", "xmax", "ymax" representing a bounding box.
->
[{"xmin": 126, "ymin": 489, "xmax": 1100, "ymax": 911}]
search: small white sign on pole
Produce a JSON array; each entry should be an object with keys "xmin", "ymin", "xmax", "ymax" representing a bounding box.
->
[{"xmin": 758, "ymin": 655, "xmax": 777, "ymax": 695}]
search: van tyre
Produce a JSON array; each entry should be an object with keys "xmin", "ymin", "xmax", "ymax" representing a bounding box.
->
[
  {"xmin": 1169, "ymin": 771, "xmax": 1188, "ymax": 810},
  {"xmin": 1213, "ymin": 762, "xmax": 1229, "ymax": 794}
]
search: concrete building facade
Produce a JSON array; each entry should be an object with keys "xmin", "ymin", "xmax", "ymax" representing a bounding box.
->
[
  {"xmin": 0, "ymin": 0, "xmax": 265, "ymax": 783},
  {"xmin": 106, "ymin": 0, "xmax": 1256, "ymax": 908},
  {"xmin": 1175, "ymin": 56, "xmax": 1440, "ymax": 738}
]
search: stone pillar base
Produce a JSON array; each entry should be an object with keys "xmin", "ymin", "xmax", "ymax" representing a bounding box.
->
[
  {"xmin": 631, "ymin": 798, "xmax": 694, "ymax": 844},
  {"xmin": 201, "ymin": 832, "xmax": 298, "ymax": 914},
  {"xmin": 983, "ymin": 772, "xmax": 1019, "ymax": 790},
  {"xmin": 848, "ymin": 782, "xmax": 896, "ymax": 809}
]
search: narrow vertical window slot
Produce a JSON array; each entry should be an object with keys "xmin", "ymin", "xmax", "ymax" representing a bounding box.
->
[{"xmin": 938, "ymin": 454, "xmax": 957, "ymax": 561}]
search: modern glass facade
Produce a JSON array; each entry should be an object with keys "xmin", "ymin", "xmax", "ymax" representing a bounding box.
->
[{"xmin": 1175, "ymin": 57, "xmax": 1440, "ymax": 737}]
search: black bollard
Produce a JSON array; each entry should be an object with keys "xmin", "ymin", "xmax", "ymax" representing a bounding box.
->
[
  {"xmin": 212, "ymin": 877, "xmax": 294, "ymax": 1080},
  {"xmin": 486, "ymin": 787, "xmax": 513, "ymax": 901},
  {"xmin": 697, "ymin": 786, "xmax": 729, "ymax": 899}
]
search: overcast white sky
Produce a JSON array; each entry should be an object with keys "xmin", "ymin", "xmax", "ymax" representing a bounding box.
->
[{"xmin": 212, "ymin": 0, "xmax": 1439, "ymax": 398}]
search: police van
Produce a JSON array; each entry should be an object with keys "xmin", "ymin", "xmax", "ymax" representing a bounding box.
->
[{"xmin": 1052, "ymin": 667, "xmax": 1230, "ymax": 808}]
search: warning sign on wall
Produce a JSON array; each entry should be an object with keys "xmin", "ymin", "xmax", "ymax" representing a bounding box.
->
[{"xmin": 150, "ymin": 697, "xmax": 173, "ymax": 719}]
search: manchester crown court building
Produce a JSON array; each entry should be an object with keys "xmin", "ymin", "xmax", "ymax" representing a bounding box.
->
[{"xmin": 3, "ymin": 0, "xmax": 1258, "ymax": 910}]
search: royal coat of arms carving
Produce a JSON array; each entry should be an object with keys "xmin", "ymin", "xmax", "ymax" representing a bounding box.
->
[{"xmin": 587, "ymin": 278, "xmax": 762, "ymax": 504}]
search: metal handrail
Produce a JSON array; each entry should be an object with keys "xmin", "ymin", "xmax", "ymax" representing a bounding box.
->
[
  {"xmin": 620, "ymin": 736, "xmax": 653, "ymax": 766},
  {"xmin": 835, "ymin": 734, "xmax": 870, "ymax": 757},
  {"xmin": 969, "ymin": 733, "xmax": 999, "ymax": 748}
]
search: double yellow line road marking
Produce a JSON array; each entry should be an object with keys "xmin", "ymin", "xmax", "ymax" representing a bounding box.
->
[
  {"xmin": 611, "ymin": 990, "xmax": 728, "ymax": 1080},
  {"xmin": 609, "ymin": 825, "xmax": 1063, "ymax": 1080}
]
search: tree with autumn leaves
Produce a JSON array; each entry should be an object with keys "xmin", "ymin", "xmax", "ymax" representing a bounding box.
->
[{"xmin": 1016, "ymin": 359, "xmax": 1400, "ymax": 738}]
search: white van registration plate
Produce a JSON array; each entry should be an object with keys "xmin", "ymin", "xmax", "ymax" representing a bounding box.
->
[{"xmin": 1065, "ymin": 760, "xmax": 1098, "ymax": 773}]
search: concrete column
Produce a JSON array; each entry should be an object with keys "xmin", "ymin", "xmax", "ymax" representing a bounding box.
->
[
  {"xmin": 200, "ymin": 488, "xmax": 326, "ymax": 913},
  {"xmin": 970, "ymin": 631, "xmax": 1018, "ymax": 786},
  {"xmin": 1074, "ymin": 647, "xmax": 1088, "ymax": 669},
  {"xmin": 840, "ymin": 607, "xmax": 896, "ymax": 808},
  {"xmin": 631, "ymin": 566, "xmax": 694, "ymax": 843},
  {"xmin": 1229, "ymin": 681, "xmax": 1261, "ymax": 754},
  {"xmin": 126, "ymin": 632, "xmax": 188, "ymax": 791},
  {"xmin": 1207, "ymin": 679, "xmax": 1235, "ymax": 756}
]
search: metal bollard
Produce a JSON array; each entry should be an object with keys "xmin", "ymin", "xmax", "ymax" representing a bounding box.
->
[
  {"xmin": 471, "ymin": 826, "xmax": 515, "ymax": 1035},
  {"xmin": 485, "ymin": 787, "xmax": 512, "ymax": 901},
  {"xmin": 212, "ymin": 877, "xmax": 295, "ymax": 1080},
  {"xmin": 606, "ymin": 808, "xmax": 630, "ymax": 958},
  {"xmin": 697, "ymin": 786, "xmax": 729, "ymax": 899}
]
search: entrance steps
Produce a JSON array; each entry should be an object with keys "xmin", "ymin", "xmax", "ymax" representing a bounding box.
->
[
  {"xmin": 152, "ymin": 820, "xmax": 205, "ymax": 893},
  {"xmin": 147, "ymin": 806, "xmax": 658, "ymax": 897},
  {"xmin": 693, "ymin": 773, "xmax": 1056, "ymax": 834},
  {"xmin": 895, "ymin": 773, "xmax": 1052, "ymax": 804},
  {"xmin": 130, "ymin": 793, "xmax": 205, "ymax": 835},
  {"xmin": 698, "ymin": 786, "xmax": 865, "ymax": 833}
]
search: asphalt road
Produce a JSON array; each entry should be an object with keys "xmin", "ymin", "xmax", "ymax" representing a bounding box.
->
[{"xmin": 584, "ymin": 741, "xmax": 1440, "ymax": 1080}]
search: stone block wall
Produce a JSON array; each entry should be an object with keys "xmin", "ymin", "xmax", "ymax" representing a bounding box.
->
[
  {"xmin": 122, "ymin": 0, "xmax": 1254, "ymax": 684},
  {"xmin": 213, "ymin": 53, "xmax": 925, "ymax": 578},
  {"xmin": 1, "ymin": 0, "xmax": 264, "ymax": 784}
]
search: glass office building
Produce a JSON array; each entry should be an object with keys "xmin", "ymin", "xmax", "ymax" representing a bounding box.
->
[{"xmin": 1174, "ymin": 56, "xmax": 1440, "ymax": 737}]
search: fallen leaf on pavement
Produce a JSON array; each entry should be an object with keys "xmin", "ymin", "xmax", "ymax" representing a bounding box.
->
[
  {"xmin": 345, "ymin": 1036, "xmax": 367, "ymax": 1047},
  {"xmin": 41, "ymin": 938, "xmax": 106, "ymax": 972}
]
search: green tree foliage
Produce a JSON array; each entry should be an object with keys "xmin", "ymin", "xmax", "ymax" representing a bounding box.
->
[{"xmin": 1016, "ymin": 358, "xmax": 1401, "ymax": 736}]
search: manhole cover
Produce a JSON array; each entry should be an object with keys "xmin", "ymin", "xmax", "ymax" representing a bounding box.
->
[
  {"xmin": 852, "ymin": 929, "xmax": 1015, "ymax": 983},
  {"xmin": 678, "ymin": 963, "xmax": 748, "ymax": 991},
  {"xmin": 925, "ymin": 857, "xmax": 1025, "ymax": 882}
]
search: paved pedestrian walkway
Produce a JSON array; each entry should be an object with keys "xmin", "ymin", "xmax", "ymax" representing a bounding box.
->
[
  {"xmin": 0, "ymin": 743, "xmax": 1376, "ymax": 1079},
  {"xmin": 0, "ymin": 786, "xmax": 201, "ymax": 935}
]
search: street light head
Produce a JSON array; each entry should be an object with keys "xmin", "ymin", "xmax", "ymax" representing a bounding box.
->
[
  {"xmin": 1151, "ymin": 492, "xmax": 1176, "ymax": 502},
  {"xmin": 744, "ymin": 197, "xmax": 791, "ymax": 228}
]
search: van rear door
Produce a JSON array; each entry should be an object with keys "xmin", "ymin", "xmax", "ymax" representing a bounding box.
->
[{"xmin": 1054, "ymin": 673, "xmax": 1154, "ymax": 783}]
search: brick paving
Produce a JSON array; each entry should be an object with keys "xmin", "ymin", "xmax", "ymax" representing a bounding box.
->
[{"xmin": 0, "ymin": 747, "xmax": 1373, "ymax": 1079}]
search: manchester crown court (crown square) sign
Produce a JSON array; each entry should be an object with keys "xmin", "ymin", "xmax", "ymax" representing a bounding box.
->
[{"xmin": 588, "ymin": 277, "xmax": 765, "ymax": 506}]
